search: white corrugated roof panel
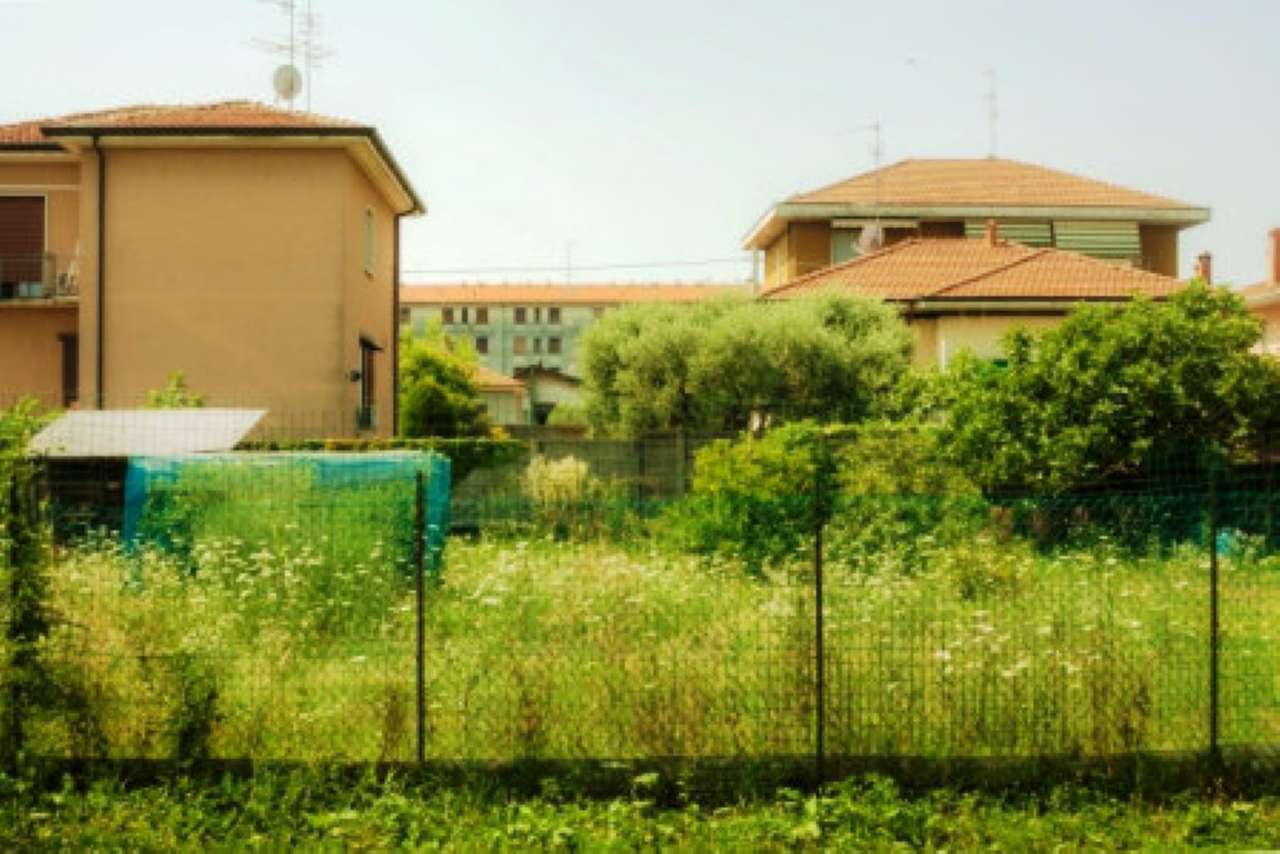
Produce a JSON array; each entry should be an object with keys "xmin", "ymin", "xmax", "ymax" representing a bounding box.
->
[{"xmin": 29, "ymin": 409, "xmax": 266, "ymax": 458}]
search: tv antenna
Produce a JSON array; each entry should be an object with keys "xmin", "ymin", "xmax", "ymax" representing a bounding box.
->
[
  {"xmin": 251, "ymin": 0, "xmax": 333, "ymax": 111},
  {"xmin": 859, "ymin": 119, "xmax": 886, "ymax": 254},
  {"xmin": 984, "ymin": 68, "xmax": 999, "ymax": 158}
]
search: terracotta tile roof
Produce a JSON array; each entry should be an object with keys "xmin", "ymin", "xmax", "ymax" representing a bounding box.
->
[
  {"xmin": 473, "ymin": 365, "xmax": 525, "ymax": 391},
  {"xmin": 765, "ymin": 237, "xmax": 1185, "ymax": 303},
  {"xmin": 400, "ymin": 283, "xmax": 751, "ymax": 306},
  {"xmin": 790, "ymin": 158, "xmax": 1194, "ymax": 210},
  {"xmin": 0, "ymin": 100, "xmax": 367, "ymax": 147}
]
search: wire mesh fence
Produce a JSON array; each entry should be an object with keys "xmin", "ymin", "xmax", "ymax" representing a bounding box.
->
[{"xmin": 3, "ymin": 424, "xmax": 1280, "ymax": 785}]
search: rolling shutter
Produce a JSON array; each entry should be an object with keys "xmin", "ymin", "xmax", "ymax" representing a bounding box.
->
[
  {"xmin": 1053, "ymin": 220, "xmax": 1141, "ymax": 263},
  {"xmin": 0, "ymin": 196, "xmax": 45, "ymax": 286},
  {"xmin": 965, "ymin": 220, "xmax": 1053, "ymax": 247}
]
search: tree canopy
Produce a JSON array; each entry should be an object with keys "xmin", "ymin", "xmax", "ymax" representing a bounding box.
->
[
  {"xmin": 579, "ymin": 294, "xmax": 913, "ymax": 436},
  {"xmin": 398, "ymin": 329, "xmax": 490, "ymax": 438},
  {"xmin": 941, "ymin": 283, "xmax": 1280, "ymax": 493}
]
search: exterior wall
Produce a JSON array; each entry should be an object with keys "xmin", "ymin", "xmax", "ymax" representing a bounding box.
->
[
  {"xmin": 1139, "ymin": 224, "xmax": 1179, "ymax": 277},
  {"xmin": 922, "ymin": 312, "xmax": 1065, "ymax": 367},
  {"xmin": 481, "ymin": 387, "xmax": 527, "ymax": 425},
  {"xmin": 1252, "ymin": 301, "xmax": 1280, "ymax": 356},
  {"xmin": 0, "ymin": 306, "xmax": 76, "ymax": 406},
  {"xmin": 342, "ymin": 158, "xmax": 397, "ymax": 436},
  {"xmin": 87, "ymin": 147, "xmax": 358, "ymax": 436},
  {"xmin": 789, "ymin": 221, "xmax": 830, "ymax": 279},
  {"xmin": 764, "ymin": 231, "xmax": 789, "ymax": 287}
]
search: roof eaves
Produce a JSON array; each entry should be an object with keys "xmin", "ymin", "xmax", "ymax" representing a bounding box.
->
[{"xmin": 43, "ymin": 123, "xmax": 425, "ymax": 216}]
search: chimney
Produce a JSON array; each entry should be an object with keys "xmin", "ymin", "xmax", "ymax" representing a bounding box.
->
[
  {"xmin": 1270, "ymin": 228, "xmax": 1280, "ymax": 284},
  {"xmin": 1196, "ymin": 251, "xmax": 1212, "ymax": 284},
  {"xmin": 985, "ymin": 219, "xmax": 999, "ymax": 247}
]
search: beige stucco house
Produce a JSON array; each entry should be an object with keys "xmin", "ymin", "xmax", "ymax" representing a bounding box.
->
[
  {"xmin": 1239, "ymin": 230, "xmax": 1280, "ymax": 355},
  {"xmin": 764, "ymin": 223, "xmax": 1188, "ymax": 366},
  {"xmin": 0, "ymin": 101, "xmax": 423, "ymax": 437},
  {"xmin": 745, "ymin": 158, "xmax": 1209, "ymax": 287}
]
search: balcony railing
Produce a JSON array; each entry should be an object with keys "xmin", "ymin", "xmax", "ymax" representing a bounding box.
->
[{"xmin": 0, "ymin": 253, "xmax": 78, "ymax": 302}]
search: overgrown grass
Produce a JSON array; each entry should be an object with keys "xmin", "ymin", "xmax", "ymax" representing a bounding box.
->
[
  {"xmin": 3, "ymin": 770, "xmax": 1280, "ymax": 850},
  {"xmin": 16, "ymin": 530, "xmax": 1280, "ymax": 766}
]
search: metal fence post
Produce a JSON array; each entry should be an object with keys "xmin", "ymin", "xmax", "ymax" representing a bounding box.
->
[
  {"xmin": 1206, "ymin": 459, "xmax": 1221, "ymax": 770},
  {"xmin": 813, "ymin": 439, "xmax": 826, "ymax": 788},
  {"xmin": 414, "ymin": 470, "xmax": 426, "ymax": 767}
]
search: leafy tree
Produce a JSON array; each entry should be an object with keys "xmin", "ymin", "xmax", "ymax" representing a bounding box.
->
[
  {"xmin": 398, "ymin": 330, "xmax": 490, "ymax": 438},
  {"xmin": 580, "ymin": 294, "xmax": 912, "ymax": 436},
  {"xmin": 145, "ymin": 371, "xmax": 205, "ymax": 409},
  {"xmin": 942, "ymin": 283, "xmax": 1280, "ymax": 493}
]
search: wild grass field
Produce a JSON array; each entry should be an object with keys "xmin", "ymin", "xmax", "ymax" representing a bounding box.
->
[
  {"xmin": 21, "ymin": 529, "xmax": 1280, "ymax": 767},
  {"xmin": 4, "ymin": 769, "xmax": 1280, "ymax": 850}
]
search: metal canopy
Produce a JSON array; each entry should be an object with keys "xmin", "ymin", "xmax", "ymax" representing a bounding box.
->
[{"xmin": 29, "ymin": 409, "xmax": 266, "ymax": 458}]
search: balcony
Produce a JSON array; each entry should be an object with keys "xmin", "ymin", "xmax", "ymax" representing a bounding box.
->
[{"xmin": 0, "ymin": 254, "xmax": 78, "ymax": 304}]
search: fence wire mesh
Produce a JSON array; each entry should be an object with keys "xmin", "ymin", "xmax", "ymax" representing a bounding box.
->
[{"xmin": 2, "ymin": 427, "xmax": 1279, "ymax": 783}]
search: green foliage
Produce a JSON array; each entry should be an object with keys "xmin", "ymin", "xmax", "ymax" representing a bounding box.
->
[
  {"xmin": 662, "ymin": 421, "xmax": 987, "ymax": 574},
  {"xmin": 659, "ymin": 421, "xmax": 835, "ymax": 573},
  {"xmin": 826, "ymin": 422, "xmax": 988, "ymax": 572},
  {"xmin": 3, "ymin": 772, "xmax": 1280, "ymax": 850},
  {"xmin": 580, "ymin": 294, "xmax": 912, "ymax": 436},
  {"xmin": 399, "ymin": 329, "xmax": 490, "ymax": 438},
  {"xmin": 943, "ymin": 283, "xmax": 1280, "ymax": 493},
  {"xmin": 145, "ymin": 371, "xmax": 205, "ymax": 409},
  {"xmin": 545, "ymin": 401, "xmax": 588, "ymax": 428},
  {"xmin": 0, "ymin": 398, "xmax": 55, "ymax": 767}
]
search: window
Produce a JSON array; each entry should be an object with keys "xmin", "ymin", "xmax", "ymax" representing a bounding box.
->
[
  {"xmin": 442, "ymin": 307, "xmax": 455, "ymax": 324},
  {"xmin": 475, "ymin": 336, "xmax": 489, "ymax": 354},
  {"xmin": 533, "ymin": 307, "xmax": 542, "ymax": 323},
  {"xmin": 548, "ymin": 307, "xmax": 561, "ymax": 324},
  {"xmin": 515, "ymin": 307, "xmax": 527, "ymax": 324},
  {"xmin": 533, "ymin": 338, "xmax": 543, "ymax": 354},
  {"xmin": 548, "ymin": 337, "xmax": 561, "ymax": 354},
  {"xmin": 476, "ymin": 307, "xmax": 489, "ymax": 325},
  {"xmin": 362, "ymin": 208, "xmax": 375, "ymax": 275},
  {"xmin": 398, "ymin": 306, "xmax": 410, "ymax": 325},
  {"xmin": 592, "ymin": 306, "xmax": 604, "ymax": 319},
  {"xmin": 513, "ymin": 336, "xmax": 527, "ymax": 355},
  {"xmin": 461, "ymin": 307, "xmax": 470, "ymax": 324}
]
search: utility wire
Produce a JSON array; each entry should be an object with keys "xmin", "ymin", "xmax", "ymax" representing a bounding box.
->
[{"xmin": 402, "ymin": 256, "xmax": 753, "ymax": 276}]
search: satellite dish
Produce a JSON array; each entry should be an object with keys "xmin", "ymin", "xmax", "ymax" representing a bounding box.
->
[
  {"xmin": 272, "ymin": 64, "xmax": 304, "ymax": 101},
  {"xmin": 858, "ymin": 222, "xmax": 885, "ymax": 254}
]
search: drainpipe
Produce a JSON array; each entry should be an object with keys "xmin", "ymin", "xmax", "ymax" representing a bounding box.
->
[
  {"xmin": 92, "ymin": 135, "xmax": 106, "ymax": 409},
  {"xmin": 392, "ymin": 212, "xmax": 403, "ymax": 436}
]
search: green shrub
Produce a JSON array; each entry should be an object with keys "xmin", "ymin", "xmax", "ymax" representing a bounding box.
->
[{"xmin": 657, "ymin": 421, "xmax": 834, "ymax": 573}]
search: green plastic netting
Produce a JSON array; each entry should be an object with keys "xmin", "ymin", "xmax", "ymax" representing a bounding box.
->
[{"xmin": 121, "ymin": 451, "xmax": 451, "ymax": 577}]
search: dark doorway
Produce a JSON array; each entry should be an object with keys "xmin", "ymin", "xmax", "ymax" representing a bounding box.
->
[{"xmin": 58, "ymin": 333, "xmax": 78, "ymax": 407}]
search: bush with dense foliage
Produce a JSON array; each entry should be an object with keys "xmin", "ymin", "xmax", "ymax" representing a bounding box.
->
[
  {"xmin": 580, "ymin": 294, "xmax": 912, "ymax": 436},
  {"xmin": 942, "ymin": 283, "xmax": 1280, "ymax": 494},
  {"xmin": 660, "ymin": 420, "xmax": 987, "ymax": 573},
  {"xmin": 398, "ymin": 332, "xmax": 490, "ymax": 438}
]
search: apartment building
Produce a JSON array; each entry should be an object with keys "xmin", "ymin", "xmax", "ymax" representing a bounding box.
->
[{"xmin": 0, "ymin": 101, "xmax": 423, "ymax": 437}]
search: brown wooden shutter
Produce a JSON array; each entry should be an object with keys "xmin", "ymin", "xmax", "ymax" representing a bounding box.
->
[
  {"xmin": 0, "ymin": 197, "xmax": 45, "ymax": 286},
  {"xmin": 0, "ymin": 196, "xmax": 44, "ymax": 255}
]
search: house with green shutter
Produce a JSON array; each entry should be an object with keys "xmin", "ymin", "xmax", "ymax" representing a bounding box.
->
[{"xmin": 743, "ymin": 158, "xmax": 1209, "ymax": 287}]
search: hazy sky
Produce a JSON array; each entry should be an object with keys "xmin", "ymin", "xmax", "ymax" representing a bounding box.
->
[{"xmin": 3, "ymin": 0, "xmax": 1277, "ymax": 285}]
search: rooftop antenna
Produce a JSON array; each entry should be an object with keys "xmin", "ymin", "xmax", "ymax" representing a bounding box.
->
[
  {"xmin": 859, "ymin": 119, "xmax": 886, "ymax": 254},
  {"xmin": 984, "ymin": 67, "xmax": 999, "ymax": 158},
  {"xmin": 251, "ymin": 0, "xmax": 332, "ymax": 111}
]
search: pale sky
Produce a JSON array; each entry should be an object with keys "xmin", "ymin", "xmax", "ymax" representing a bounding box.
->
[{"xmin": 3, "ymin": 0, "xmax": 1277, "ymax": 286}]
